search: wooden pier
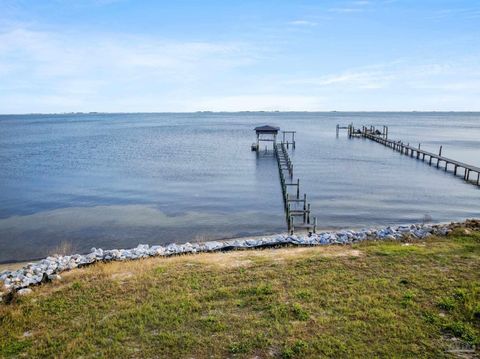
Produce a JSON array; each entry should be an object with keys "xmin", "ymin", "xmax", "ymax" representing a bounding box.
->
[
  {"xmin": 252, "ymin": 125, "xmax": 316, "ymax": 234},
  {"xmin": 274, "ymin": 141, "xmax": 317, "ymax": 234},
  {"xmin": 346, "ymin": 125, "xmax": 480, "ymax": 186}
]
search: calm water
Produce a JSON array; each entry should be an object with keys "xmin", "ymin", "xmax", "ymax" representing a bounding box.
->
[{"xmin": 0, "ymin": 112, "xmax": 479, "ymax": 262}]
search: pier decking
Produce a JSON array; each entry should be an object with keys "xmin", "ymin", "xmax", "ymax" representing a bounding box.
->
[{"xmin": 345, "ymin": 125, "xmax": 480, "ymax": 186}]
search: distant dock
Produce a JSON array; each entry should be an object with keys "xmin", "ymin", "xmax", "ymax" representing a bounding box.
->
[{"xmin": 341, "ymin": 124, "xmax": 480, "ymax": 187}]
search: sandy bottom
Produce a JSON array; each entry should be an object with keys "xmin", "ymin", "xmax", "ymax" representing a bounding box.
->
[{"xmin": 0, "ymin": 261, "xmax": 30, "ymax": 272}]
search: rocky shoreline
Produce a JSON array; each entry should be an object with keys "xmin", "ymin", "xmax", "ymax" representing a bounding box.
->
[{"xmin": 1, "ymin": 219, "xmax": 479, "ymax": 301}]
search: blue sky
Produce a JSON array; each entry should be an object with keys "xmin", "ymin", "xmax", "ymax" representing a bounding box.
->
[{"xmin": 0, "ymin": 0, "xmax": 479, "ymax": 113}]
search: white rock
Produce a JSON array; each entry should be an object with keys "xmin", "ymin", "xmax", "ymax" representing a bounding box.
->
[
  {"xmin": 204, "ymin": 241, "xmax": 223, "ymax": 251},
  {"xmin": 245, "ymin": 239, "xmax": 259, "ymax": 247},
  {"xmin": 17, "ymin": 288, "xmax": 33, "ymax": 296}
]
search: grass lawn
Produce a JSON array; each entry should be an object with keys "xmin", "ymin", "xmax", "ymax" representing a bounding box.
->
[{"xmin": 1, "ymin": 229, "xmax": 479, "ymax": 358}]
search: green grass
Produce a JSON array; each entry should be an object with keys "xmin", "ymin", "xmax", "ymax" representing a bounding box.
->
[{"xmin": 1, "ymin": 229, "xmax": 479, "ymax": 358}]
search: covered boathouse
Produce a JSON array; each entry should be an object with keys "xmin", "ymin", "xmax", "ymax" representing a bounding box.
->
[{"xmin": 252, "ymin": 125, "xmax": 280, "ymax": 151}]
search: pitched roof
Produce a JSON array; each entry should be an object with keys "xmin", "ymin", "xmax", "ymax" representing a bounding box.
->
[{"xmin": 254, "ymin": 125, "xmax": 280, "ymax": 133}]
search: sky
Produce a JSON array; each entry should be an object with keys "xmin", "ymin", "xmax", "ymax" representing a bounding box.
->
[{"xmin": 0, "ymin": 0, "xmax": 479, "ymax": 113}]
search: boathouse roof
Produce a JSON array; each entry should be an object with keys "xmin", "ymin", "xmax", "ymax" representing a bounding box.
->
[{"xmin": 254, "ymin": 125, "xmax": 280, "ymax": 133}]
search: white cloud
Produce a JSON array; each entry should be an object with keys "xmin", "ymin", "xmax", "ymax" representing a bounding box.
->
[
  {"xmin": 0, "ymin": 28, "xmax": 253, "ymax": 78},
  {"xmin": 282, "ymin": 59, "xmax": 480, "ymax": 94},
  {"xmin": 288, "ymin": 20, "xmax": 318, "ymax": 26},
  {"xmin": 352, "ymin": 0, "xmax": 371, "ymax": 5},
  {"xmin": 328, "ymin": 0, "xmax": 397, "ymax": 13},
  {"xmin": 0, "ymin": 22, "xmax": 479, "ymax": 112},
  {"xmin": 328, "ymin": 7, "xmax": 363, "ymax": 13},
  {"xmin": 430, "ymin": 7, "xmax": 480, "ymax": 20},
  {"xmin": 0, "ymin": 26, "xmax": 258, "ymax": 112}
]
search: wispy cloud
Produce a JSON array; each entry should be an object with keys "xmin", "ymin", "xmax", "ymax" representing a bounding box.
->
[
  {"xmin": 0, "ymin": 26, "xmax": 259, "ymax": 112},
  {"xmin": 352, "ymin": 0, "xmax": 371, "ymax": 5},
  {"xmin": 288, "ymin": 20, "xmax": 318, "ymax": 27},
  {"xmin": 283, "ymin": 59, "xmax": 480, "ymax": 93},
  {"xmin": 430, "ymin": 7, "xmax": 480, "ymax": 20},
  {"xmin": 328, "ymin": 0, "xmax": 398, "ymax": 14},
  {"xmin": 328, "ymin": 0, "xmax": 372, "ymax": 13},
  {"xmin": 328, "ymin": 7, "xmax": 363, "ymax": 13}
]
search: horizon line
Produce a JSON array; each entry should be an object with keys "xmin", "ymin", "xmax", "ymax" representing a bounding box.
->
[{"xmin": 2, "ymin": 110, "xmax": 480, "ymax": 116}]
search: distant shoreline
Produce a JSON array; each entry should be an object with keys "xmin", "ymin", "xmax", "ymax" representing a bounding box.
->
[{"xmin": 1, "ymin": 110, "xmax": 480, "ymax": 116}]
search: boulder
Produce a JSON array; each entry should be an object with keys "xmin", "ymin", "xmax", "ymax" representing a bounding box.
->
[{"xmin": 17, "ymin": 288, "xmax": 33, "ymax": 296}]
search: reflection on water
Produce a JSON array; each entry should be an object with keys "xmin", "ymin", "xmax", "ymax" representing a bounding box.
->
[{"xmin": 0, "ymin": 112, "xmax": 479, "ymax": 262}]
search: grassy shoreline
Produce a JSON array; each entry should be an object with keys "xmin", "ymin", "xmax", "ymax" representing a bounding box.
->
[{"xmin": 1, "ymin": 228, "xmax": 479, "ymax": 358}]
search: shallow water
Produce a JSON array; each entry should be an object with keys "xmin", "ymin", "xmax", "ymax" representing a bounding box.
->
[{"xmin": 0, "ymin": 112, "xmax": 479, "ymax": 262}]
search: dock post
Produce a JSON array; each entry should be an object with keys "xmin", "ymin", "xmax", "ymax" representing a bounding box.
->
[
  {"xmin": 437, "ymin": 146, "xmax": 442, "ymax": 167},
  {"xmin": 313, "ymin": 217, "xmax": 317, "ymax": 233},
  {"xmin": 303, "ymin": 194, "xmax": 307, "ymax": 223},
  {"xmin": 336, "ymin": 124, "xmax": 339, "ymax": 137},
  {"xmin": 296, "ymin": 178, "xmax": 300, "ymax": 199}
]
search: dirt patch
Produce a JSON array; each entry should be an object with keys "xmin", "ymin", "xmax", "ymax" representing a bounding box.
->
[{"xmin": 166, "ymin": 245, "xmax": 363, "ymax": 269}]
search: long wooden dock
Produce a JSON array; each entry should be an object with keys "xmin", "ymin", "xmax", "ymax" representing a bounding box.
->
[
  {"xmin": 346, "ymin": 125, "xmax": 480, "ymax": 186},
  {"xmin": 253, "ymin": 126, "xmax": 317, "ymax": 234},
  {"xmin": 274, "ymin": 141, "xmax": 317, "ymax": 234}
]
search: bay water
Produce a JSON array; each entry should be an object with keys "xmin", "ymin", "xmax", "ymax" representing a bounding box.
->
[{"xmin": 0, "ymin": 112, "xmax": 479, "ymax": 262}]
